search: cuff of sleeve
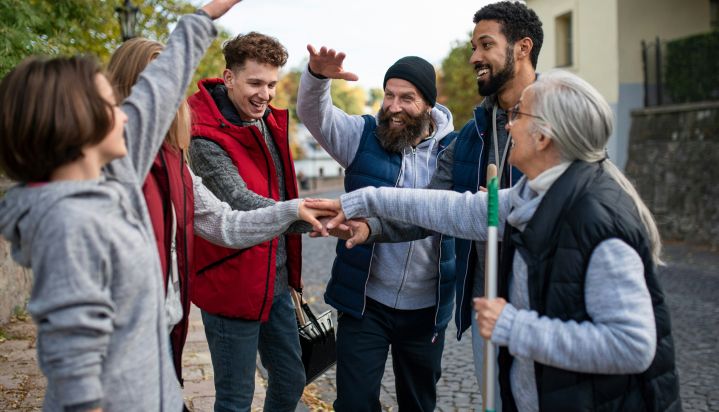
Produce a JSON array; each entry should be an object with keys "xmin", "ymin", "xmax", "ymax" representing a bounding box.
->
[
  {"xmin": 339, "ymin": 191, "xmax": 367, "ymax": 220},
  {"xmin": 287, "ymin": 198, "xmax": 303, "ymax": 218},
  {"xmin": 307, "ymin": 64, "xmax": 328, "ymax": 79},
  {"xmin": 64, "ymin": 399, "xmax": 102, "ymax": 412},
  {"xmin": 491, "ymin": 303, "xmax": 517, "ymax": 346},
  {"xmin": 365, "ymin": 218, "xmax": 382, "ymax": 243},
  {"xmin": 56, "ymin": 375, "xmax": 103, "ymax": 410}
]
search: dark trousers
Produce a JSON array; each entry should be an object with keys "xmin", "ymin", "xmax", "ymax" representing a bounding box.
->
[{"xmin": 333, "ymin": 298, "xmax": 445, "ymax": 412}]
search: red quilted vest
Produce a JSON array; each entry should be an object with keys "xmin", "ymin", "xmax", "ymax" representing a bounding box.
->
[
  {"xmin": 187, "ymin": 78, "xmax": 302, "ymax": 322},
  {"xmin": 143, "ymin": 142, "xmax": 195, "ymax": 384}
]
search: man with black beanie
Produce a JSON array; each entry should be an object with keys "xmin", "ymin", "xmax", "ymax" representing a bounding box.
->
[
  {"xmin": 297, "ymin": 46, "xmax": 457, "ymax": 411},
  {"xmin": 325, "ymin": 2, "xmax": 544, "ymax": 410}
]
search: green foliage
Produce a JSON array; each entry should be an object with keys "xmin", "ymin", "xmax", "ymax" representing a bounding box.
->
[
  {"xmin": 0, "ymin": 0, "xmax": 225, "ymax": 85},
  {"xmin": 367, "ymin": 88, "xmax": 383, "ymax": 114},
  {"xmin": 437, "ymin": 38, "xmax": 483, "ymax": 130},
  {"xmin": 331, "ymin": 80, "xmax": 366, "ymax": 115},
  {"xmin": 665, "ymin": 30, "xmax": 719, "ymax": 103}
]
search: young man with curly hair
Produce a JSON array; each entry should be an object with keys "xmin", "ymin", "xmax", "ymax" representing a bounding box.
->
[{"xmin": 187, "ymin": 32, "xmax": 307, "ymax": 411}]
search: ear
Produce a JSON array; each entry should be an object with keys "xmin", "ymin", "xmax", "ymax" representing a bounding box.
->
[
  {"xmin": 222, "ymin": 68, "xmax": 234, "ymax": 87},
  {"xmin": 516, "ymin": 37, "xmax": 534, "ymax": 60},
  {"xmin": 535, "ymin": 133, "xmax": 553, "ymax": 151}
]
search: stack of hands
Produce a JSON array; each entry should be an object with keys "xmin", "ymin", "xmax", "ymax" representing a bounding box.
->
[{"xmin": 297, "ymin": 198, "xmax": 368, "ymax": 248}]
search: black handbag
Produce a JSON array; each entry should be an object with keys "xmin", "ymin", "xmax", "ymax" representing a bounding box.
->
[{"xmin": 291, "ymin": 289, "xmax": 337, "ymax": 384}]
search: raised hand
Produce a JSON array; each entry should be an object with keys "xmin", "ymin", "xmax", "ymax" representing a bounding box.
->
[
  {"xmin": 201, "ymin": 0, "xmax": 243, "ymax": 20},
  {"xmin": 306, "ymin": 45, "xmax": 360, "ymax": 81}
]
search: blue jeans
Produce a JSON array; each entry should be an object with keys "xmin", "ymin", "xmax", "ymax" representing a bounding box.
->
[
  {"xmin": 201, "ymin": 290, "xmax": 305, "ymax": 412},
  {"xmin": 333, "ymin": 298, "xmax": 445, "ymax": 412}
]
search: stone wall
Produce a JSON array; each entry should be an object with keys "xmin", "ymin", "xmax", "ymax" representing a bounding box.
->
[
  {"xmin": 0, "ymin": 237, "xmax": 32, "ymax": 324},
  {"xmin": 625, "ymin": 101, "xmax": 719, "ymax": 246}
]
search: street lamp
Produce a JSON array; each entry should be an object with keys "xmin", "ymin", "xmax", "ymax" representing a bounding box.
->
[{"xmin": 116, "ymin": 0, "xmax": 140, "ymax": 42}]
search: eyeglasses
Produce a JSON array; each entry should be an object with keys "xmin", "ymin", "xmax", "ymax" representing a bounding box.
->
[{"xmin": 507, "ymin": 103, "xmax": 544, "ymax": 125}]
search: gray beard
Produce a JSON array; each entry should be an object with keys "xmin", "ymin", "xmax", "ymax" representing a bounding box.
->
[{"xmin": 375, "ymin": 109, "xmax": 432, "ymax": 153}]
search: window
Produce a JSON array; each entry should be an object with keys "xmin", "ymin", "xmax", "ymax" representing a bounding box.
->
[{"xmin": 556, "ymin": 12, "xmax": 573, "ymax": 67}]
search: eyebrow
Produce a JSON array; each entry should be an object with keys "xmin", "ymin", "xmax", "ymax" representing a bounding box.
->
[{"xmin": 478, "ymin": 35, "xmax": 496, "ymax": 42}]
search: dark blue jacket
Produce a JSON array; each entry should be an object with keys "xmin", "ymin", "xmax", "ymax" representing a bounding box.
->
[
  {"xmin": 452, "ymin": 105, "xmax": 522, "ymax": 338},
  {"xmin": 325, "ymin": 115, "xmax": 457, "ymax": 338}
]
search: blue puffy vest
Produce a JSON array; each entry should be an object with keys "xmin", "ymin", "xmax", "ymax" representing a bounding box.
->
[{"xmin": 324, "ymin": 115, "xmax": 457, "ymax": 337}]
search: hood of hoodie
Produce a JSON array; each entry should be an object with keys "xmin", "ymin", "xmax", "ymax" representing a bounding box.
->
[{"xmin": 0, "ymin": 180, "xmax": 115, "ymax": 267}]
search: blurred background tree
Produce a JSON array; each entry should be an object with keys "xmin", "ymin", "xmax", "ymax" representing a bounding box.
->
[
  {"xmin": 0, "ymin": 1, "xmax": 481, "ymax": 167},
  {"xmin": 437, "ymin": 37, "xmax": 483, "ymax": 129},
  {"xmin": 0, "ymin": 0, "xmax": 228, "ymax": 95}
]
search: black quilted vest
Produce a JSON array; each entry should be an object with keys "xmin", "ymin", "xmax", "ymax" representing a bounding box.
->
[{"xmin": 497, "ymin": 161, "xmax": 681, "ymax": 411}]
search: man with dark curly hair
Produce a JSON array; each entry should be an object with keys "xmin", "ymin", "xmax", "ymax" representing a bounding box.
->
[
  {"xmin": 323, "ymin": 2, "xmax": 544, "ymax": 410},
  {"xmin": 187, "ymin": 32, "xmax": 307, "ymax": 411}
]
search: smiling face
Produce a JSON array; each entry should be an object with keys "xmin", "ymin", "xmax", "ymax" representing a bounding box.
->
[
  {"xmin": 93, "ymin": 74, "xmax": 128, "ymax": 164},
  {"xmin": 506, "ymin": 87, "xmax": 542, "ymax": 176},
  {"xmin": 470, "ymin": 20, "xmax": 517, "ymax": 97},
  {"xmin": 382, "ymin": 78, "xmax": 430, "ymax": 129},
  {"xmin": 224, "ymin": 59, "xmax": 279, "ymax": 121}
]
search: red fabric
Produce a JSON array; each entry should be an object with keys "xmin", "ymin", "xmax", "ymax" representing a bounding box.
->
[
  {"xmin": 143, "ymin": 142, "xmax": 195, "ymax": 384},
  {"xmin": 187, "ymin": 78, "xmax": 302, "ymax": 322}
]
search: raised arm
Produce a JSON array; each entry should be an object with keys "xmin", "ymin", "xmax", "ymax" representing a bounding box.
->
[
  {"xmin": 296, "ymin": 45, "xmax": 366, "ymax": 167},
  {"xmin": 113, "ymin": 1, "xmax": 241, "ymax": 182}
]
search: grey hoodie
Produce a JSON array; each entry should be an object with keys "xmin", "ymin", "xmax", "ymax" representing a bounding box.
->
[
  {"xmin": 297, "ymin": 68, "xmax": 455, "ymax": 310},
  {"xmin": 0, "ymin": 14, "xmax": 216, "ymax": 411}
]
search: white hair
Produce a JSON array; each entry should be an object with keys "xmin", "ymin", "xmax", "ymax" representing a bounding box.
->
[{"xmin": 529, "ymin": 69, "xmax": 664, "ymax": 265}]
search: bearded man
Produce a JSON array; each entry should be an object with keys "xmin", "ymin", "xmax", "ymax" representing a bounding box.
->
[
  {"xmin": 315, "ymin": 3, "xmax": 544, "ymax": 410},
  {"xmin": 297, "ymin": 49, "xmax": 457, "ymax": 412}
]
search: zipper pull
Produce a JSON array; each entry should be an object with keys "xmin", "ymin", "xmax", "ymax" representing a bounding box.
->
[{"xmin": 431, "ymin": 332, "xmax": 438, "ymax": 344}]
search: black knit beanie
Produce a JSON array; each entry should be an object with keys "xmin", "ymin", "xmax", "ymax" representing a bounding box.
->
[{"xmin": 383, "ymin": 56, "xmax": 437, "ymax": 107}]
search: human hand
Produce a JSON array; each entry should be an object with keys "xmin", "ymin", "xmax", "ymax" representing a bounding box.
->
[
  {"xmin": 201, "ymin": 0, "xmax": 242, "ymax": 20},
  {"xmin": 299, "ymin": 199, "xmax": 338, "ymax": 234},
  {"xmin": 473, "ymin": 297, "xmax": 507, "ymax": 339},
  {"xmin": 303, "ymin": 198, "xmax": 349, "ymax": 237},
  {"xmin": 306, "ymin": 45, "xmax": 359, "ymax": 81}
]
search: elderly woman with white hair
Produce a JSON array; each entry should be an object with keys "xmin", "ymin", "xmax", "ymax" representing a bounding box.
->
[{"xmin": 307, "ymin": 70, "xmax": 681, "ymax": 411}]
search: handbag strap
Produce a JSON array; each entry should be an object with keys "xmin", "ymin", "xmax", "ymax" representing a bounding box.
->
[
  {"xmin": 292, "ymin": 289, "xmax": 330, "ymax": 339},
  {"xmin": 290, "ymin": 289, "xmax": 307, "ymax": 325}
]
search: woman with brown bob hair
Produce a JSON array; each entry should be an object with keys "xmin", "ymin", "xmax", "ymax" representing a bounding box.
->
[
  {"xmin": 106, "ymin": 37, "xmax": 331, "ymax": 386},
  {"xmin": 0, "ymin": 2, "xmax": 332, "ymax": 411}
]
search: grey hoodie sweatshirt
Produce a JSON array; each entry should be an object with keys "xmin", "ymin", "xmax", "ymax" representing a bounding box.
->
[
  {"xmin": 0, "ymin": 14, "xmax": 216, "ymax": 412},
  {"xmin": 297, "ymin": 68, "xmax": 455, "ymax": 310}
]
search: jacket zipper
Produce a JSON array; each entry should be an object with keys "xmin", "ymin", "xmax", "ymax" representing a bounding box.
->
[
  {"xmin": 394, "ymin": 146, "xmax": 418, "ymax": 307},
  {"xmin": 249, "ymin": 124, "xmax": 274, "ymax": 321},
  {"xmin": 456, "ymin": 112, "xmax": 487, "ymax": 338}
]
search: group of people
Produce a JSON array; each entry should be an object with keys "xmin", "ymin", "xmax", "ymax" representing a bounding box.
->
[{"xmin": 0, "ymin": 0, "xmax": 681, "ymax": 411}]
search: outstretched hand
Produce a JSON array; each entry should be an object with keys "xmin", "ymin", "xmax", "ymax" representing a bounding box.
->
[
  {"xmin": 201, "ymin": 0, "xmax": 243, "ymax": 19},
  {"xmin": 298, "ymin": 200, "xmax": 338, "ymax": 234},
  {"xmin": 306, "ymin": 45, "xmax": 359, "ymax": 81},
  {"xmin": 302, "ymin": 198, "xmax": 349, "ymax": 236}
]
